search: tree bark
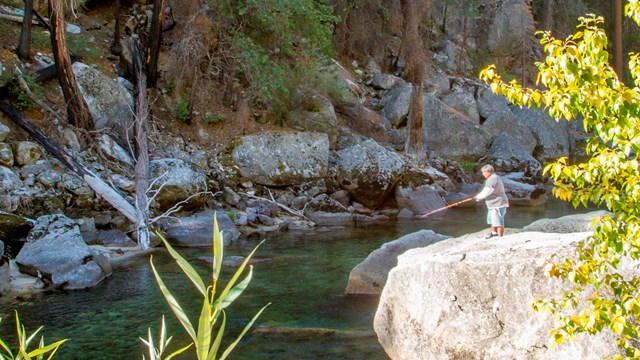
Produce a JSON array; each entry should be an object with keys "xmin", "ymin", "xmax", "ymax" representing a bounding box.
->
[
  {"xmin": 612, "ymin": 0, "xmax": 623, "ymax": 80},
  {"xmin": 17, "ymin": 0, "xmax": 34, "ymax": 59},
  {"xmin": 146, "ymin": 0, "xmax": 168, "ymax": 87},
  {"xmin": 0, "ymin": 100, "xmax": 140, "ymax": 224},
  {"xmin": 399, "ymin": 0, "xmax": 427, "ymax": 157},
  {"xmin": 48, "ymin": 0, "xmax": 93, "ymax": 129},
  {"xmin": 541, "ymin": 0, "xmax": 554, "ymax": 33},
  {"xmin": 110, "ymin": 0, "xmax": 122, "ymax": 55},
  {"xmin": 131, "ymin": 37, "xmax": 151, "ymax": 249}
]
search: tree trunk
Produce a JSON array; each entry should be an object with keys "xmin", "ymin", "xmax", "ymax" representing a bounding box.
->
[
  {"xmin": 399, "ymin": 0, "xmax": 427, "ymax": 157},
  {"xmin": 541, "ymin": 0, "xmax": 554, "ymax": 33},
  {"xmin": 612, "ymin": 0, "xmax": 623, "ymax": 80},
  {"xmin": 48, "ymin": 0, "xmax": 93, "ymax": 130},
  {"xmin": 146, "ymin": 0, "xmax": 168, "ymax": 87},
  {"xmin": 110, "ymin": 0, "xmax": 122, "ymax": 55},
  {"xmin": 131, "ymin": 37, "xmax": 151, "ymax": 249},
  {"xmin": 17, "ymin": 0, "xmax": 34, "ymax": 59}
]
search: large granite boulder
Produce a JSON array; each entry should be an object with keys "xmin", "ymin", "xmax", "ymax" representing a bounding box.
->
[
  {"xmin": 231, "ymin": 132, "xmax": 329, "ymax": 186},
  {"xmin": 485, "ymin": 132, "xmax": 542, "ymax": 176},
  {"xmin": 374, "ymin": 212, "xmax": 624, "ymax": 360},
  {"xmin": 523, "ymin": 210, "xmax": 612, "ymax": 233},
  {"xmin": 382, "ymin": 82, "xmax": 412, "ymax": 128},
  {"xmin": 149, "ymin": 158, "xmax": 209, "ymax": 212},
  {"xmin": 285, "ymin": 94, "xmax": 338, "ymax": 148},
  {"xmin": 423, "ymin": 93, "xmax": 492, "ymax": 161},
  {"xmin": 335, "ymin": 139, "xmax": 405, "ymax": 209},
  {"xmin": 0, "ymin": 166, "xmax": 22, "ymax": 212},
  {"xmin": 73, "ymin": 62, "xmax": 134, "ymax": 143},
  {"xmin": 346, "ymin": 230, "xmax": 449, "ymax": 295},
  {"xmin": 15, "ymin": 214, "xmax": 112, "ymax": 290}
]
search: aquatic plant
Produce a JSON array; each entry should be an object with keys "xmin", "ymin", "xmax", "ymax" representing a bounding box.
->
[{"xmin": 0, "ymin": 311, "xmax": 67, "ymax": 360}]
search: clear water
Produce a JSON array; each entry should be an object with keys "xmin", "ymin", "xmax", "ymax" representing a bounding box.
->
[{"xmin": 0, "ymin": 200, "xmax": 593, "ymax": 360}]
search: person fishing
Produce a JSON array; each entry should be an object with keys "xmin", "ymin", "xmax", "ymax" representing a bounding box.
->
[{"xmin": 475, "ymin": 164, "xmax": 509, "ymax": 238}]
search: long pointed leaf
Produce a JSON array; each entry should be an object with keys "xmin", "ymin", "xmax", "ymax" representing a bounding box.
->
[
  {"xmin": 158, "ymin": 234, "xmax": 207, "ymax": 296},
  {"xmin": 212, "ymin": 215, "xmax": 223, "ymax": 284},
  {"xmin": 196, "ymin": 290, "xmax": 212, "ymax": 360},
  {"xmin": 207, "ymin": 311, "xmax": 227, "ymax": 360},
  {"xmin": 150, "ymin": 257, "xmax": 197, "ymax": 341},
  {"xmin": 163, "ymin": 343, "xmax": 192, "ymax": 360},
  {"xmin": 219, "ymin": 303, "xmax": 271, "ymax": 360},
  {"xmin": 220, "ymin": 267, "xmax": 253, "ymax": 309},
  {"xmin": 26, "ymin": 339, "xmax": 67, "ymax": 358},
  {"xmin": 216, "ymin": 240, "xmax": 264, "ymax": 309}
]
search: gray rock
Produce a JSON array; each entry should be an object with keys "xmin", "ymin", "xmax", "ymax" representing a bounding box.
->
[
  {"xmin": 374, "ymin": 223, "xmax": 623, "ymax": 360},
  {"xmin": 286, "ymin": 94, "xmax": 338, "ymax": 148},
  {"xmin": 382, "ymin": 82, "xmax": 412, "ymax": 128},
  {"xmin": 0, "ymin": 211, "xmax": 33, "ymax": 242},
  {"xmin": 423, "ymin": 93, "xmax": 492, "ymax": 161},
  {"xmin": 0, "ymin": 166, "xmax": 22, "ymax": 212},
  {"xmin": 394, "ymin": 184, "xmax": 446, "ymax": 216},
  {"xmin": 335, "ymin": 139, "xmax": 405, "ymax": 208},
  {"xmin": 0, "ymin": 142, "xmax": 13, "ymax": 167},
  {"xmin": 72, "ymin": 62, "xmax": 134, "ymax": 144},
  {"xmin": 485, "ymin": 132, "xmax": 542, "ymax": 176},
  {"xmin": 370, "ymin": 73, "xmax": 403, "ymax": 90},
  {"xmin": 0, "ymin": 123, "xmax": 10, "ymax": 142},
  {"xmin": 150, "ymin": 158, "xmax": 209, "ymax": 212},
  {"xmin": 346, "ymin": 229, "xmax": 449, "ymax": 295},
  {"xmin": 13, "ymin": 141, "xmax": 42, "ymax": 166},
  {"xmin": 523, "ymin": 210, "xmax": 612, "ymax": 233},
  {"xmin": 441, "ymin": 91, "xmax": 479, "ymax": 123},
  {"xmin": 165, "ymin": 210, "xmax": 240, "ymax": 247},
  {"xmin": 16, "ymin": 214, "xmax": 112, "ymax": 290},
  {"xmin": 483, "ymin": 109, "xmax": 537, "ymax": 154},
  {"xmin": 232, "ymin": 132, "xmax": 329, "ymax": 187}
]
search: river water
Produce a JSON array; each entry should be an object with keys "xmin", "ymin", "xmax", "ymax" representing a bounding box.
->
[{"xmin": 0, "ymin": 200, "xmax": 593, "ymax": 360}]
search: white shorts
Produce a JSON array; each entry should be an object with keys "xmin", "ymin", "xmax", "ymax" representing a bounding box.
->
[{"xmin": 487, "ymin": 207, "xmax": 507, "ymax": 227}]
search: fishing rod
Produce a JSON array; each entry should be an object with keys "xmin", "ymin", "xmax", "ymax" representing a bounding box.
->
[{"xmin": 419, "ymin": 197, "xmax": 475, "ymax": 218}]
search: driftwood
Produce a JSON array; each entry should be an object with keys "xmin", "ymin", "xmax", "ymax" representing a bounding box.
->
[{"xmin": 240, "ymin": 191, "xmax": 311, "ymax": 222}]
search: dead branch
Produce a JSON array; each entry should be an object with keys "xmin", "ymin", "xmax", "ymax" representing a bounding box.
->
[{"xmin": 240, "ymin": 191, "xmax": 312, "ymax": 221}]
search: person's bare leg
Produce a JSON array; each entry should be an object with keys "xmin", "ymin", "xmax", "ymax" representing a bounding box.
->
[{"xmin": 497, "ymin": 226, "xmax": 504, "ymax": 236}]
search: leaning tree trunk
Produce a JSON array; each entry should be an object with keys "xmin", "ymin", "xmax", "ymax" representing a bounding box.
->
[
  {"xmin": 48, "ymin": 0, "xmax": 93, "ymax": 130},
  {"xmin": 146, "ymin": 0, "xmax": 167, "ymax": 87},
  {"xmin": 0, "ymin": 100, "xmax": 141, "ymax": 224},
  {"xmin": 17, "ymin": 0, "xmax": 34, "ymax": 59},
  {"xmin": 131, "ymin": 37, "xmax": 151, "ymax": 249}
]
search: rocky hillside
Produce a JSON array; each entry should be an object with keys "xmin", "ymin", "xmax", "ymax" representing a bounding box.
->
[{"xmin": 0, "ymin": 0, "xmax": 599, "ymax": 288}]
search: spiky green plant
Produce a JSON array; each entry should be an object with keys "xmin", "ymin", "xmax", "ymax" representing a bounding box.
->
[
  {"xmin": 147, "ymin": 215, "xmax": 269, "ymax": 360},
  {"xmin": 0, "ymin": 311, "xmax": 67, "ymax": 360}
]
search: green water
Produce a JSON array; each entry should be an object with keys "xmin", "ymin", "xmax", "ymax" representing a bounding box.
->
[{"xmin": 0, "ymin": 200, "xmax": 591, "ymax": 359}]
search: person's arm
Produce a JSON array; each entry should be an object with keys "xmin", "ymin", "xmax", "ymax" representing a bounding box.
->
[{"xmin": 476, "ymin": 186, "xmax": 493, "ymax": 200}]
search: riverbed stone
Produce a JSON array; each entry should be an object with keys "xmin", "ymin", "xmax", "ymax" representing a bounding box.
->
[
  {"xmin": 149, "ymin": 158, "xmax": 209, "ymax": 212},
  {"xmin": 0, "ymin": 143, "xmax": 13, "ymax": 167},
  {"xmin": 14, "ymin": 141, "xmax": 42, "ymax": 166},
  {"xmin": 15, "ymin": 214, "xmax": 112, "ymax": 290},
  {"xmin": 346, "ymin": 230, "xmax": 449, "ymax": 295},
  {"xmin": 165, "ymin": 210, "xmax": 240, "ymax": 246},
  {"xmin": 0, "ymin": 166, "xmax": 22, "ymax": 212},
  {"xmin": 0, "ymin": 123, "xmax": 9, "ymax": 142}
]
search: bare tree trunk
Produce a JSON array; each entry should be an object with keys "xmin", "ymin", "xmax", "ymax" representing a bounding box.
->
[
  {"xmin": 612, "ymin": 0, "xmax": 623, "ymax": 80},
  {"xmin": 48, "ymin": 0, "xmax": 93, "ymax": 130},
  {"xmin": 146, "ymin": 0, "xmax": 168, "ymax": 87},
  {"xmin": 110, "ymin": 0, "xmax": 122, "ymax": 55},
  {"xmin": 131, "ymin": 37, "xmax": 151, "ymax": 249},
  {"xmin": 17, "ymin": 0, "xmax": 34, "ymax": 59},
  {"xmin": 541, "ymin": 0, "xmax": 554, "ymax": 33},
  {"xmin": 399, "ymin": 0, "xmax": 427, "ymax": 157}
]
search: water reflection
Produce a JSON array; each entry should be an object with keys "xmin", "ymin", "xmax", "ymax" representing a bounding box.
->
[{"xmin": 0, "ymin": 199, "xmax": 594, "ymax": 359}]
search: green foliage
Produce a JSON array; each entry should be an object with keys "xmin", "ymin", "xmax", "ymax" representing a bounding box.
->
[
  {"xmin": 204, "ymin": 111, "xmax": 224, "ymax": 124},
  {"xmin": 480, "ymin": 1, "xmax": 640, "ymax": 356},
  {"xmin": 7, "ymin": 73, "xmax": 42, "ymax": 111},
  {"xmin": 163, "ymin": 80, "xmax": 175, "ymax": 95},
  {"xmin": 67, "ymin": 33, "xmax": 100, "ymax": 60},
  {"xmin": 147, "ymin": 215, "xmax": 269, "ymax": 360},
  {"xmin": 175, "ymin": 99, "xmax": 190, "ymax": 123},
  {"xmin": 141, "ymin": 316, "xmax": 191, "ymax": 360},
  {"xmin": 226, "ymin": 211, "xmax": 237, "ymax": 220},
  {"xmin": 459, "ymin": 161, "xmax": 476, "ymax": 172},
  {"xmin": 0, "ymin": 311, "xmax": 67, "ymax": 360},
  {"xmin": 220, "ymin": 0, "xmax": 339, "ymax": 117}
]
